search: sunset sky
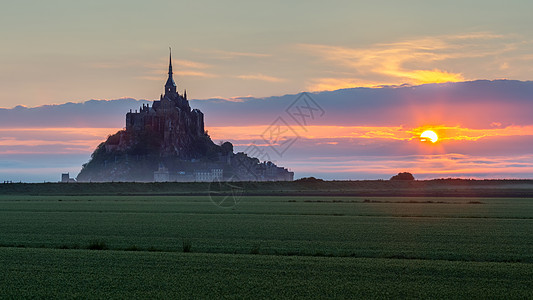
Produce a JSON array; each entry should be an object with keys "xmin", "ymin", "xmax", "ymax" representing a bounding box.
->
[{"xmin": 1, "ymin": 0, "xmax": 533, "ymax": 182}]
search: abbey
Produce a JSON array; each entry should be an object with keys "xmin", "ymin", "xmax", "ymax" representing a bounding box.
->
[
  {"xmin": 125, "ymin": 51, "xmax": 206, "ymax": 158},
  {"xmin": 77, "ymin": 50, "xmax": 294, "ymax": 182}
]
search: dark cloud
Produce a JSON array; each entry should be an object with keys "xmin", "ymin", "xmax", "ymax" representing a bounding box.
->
[
  {"xmin": 193, "ymin": 80, "xmax": 533, "ymax": 128},
  {"xmin": 1, "ymin": 80, "xmax": 532, "ymax": 129},
  {"xmin": 0, "ymin": 98, "xmax": 150, "ymax": 128}
]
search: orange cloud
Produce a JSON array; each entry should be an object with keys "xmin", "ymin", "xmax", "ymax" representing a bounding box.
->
[
  {"xmin": 208, "ymin": 124, "xmax": 533, "ymax": 143},
  {"xmin": 200, "ymin": 49, "xmax": 272, "ymax": 59},
  {"xmin": 0, "ymin": 127, "xmax": 118, "ymax": 136},
  {"xmin": 140, "ymin": 58, "xmax": 217, "ymax": 80},
  {"xmin": 391, "ymin": 69, "xmax": 464, "ymax": 84},
  {"xmin": 301, "ymin": 33, "xmax": 509, "ymax": 91},
  {"xmin": 236, "ymin": 74, "xmax": 285, "ymax": 82},
  {"xmin": 5, "ymin": 124, "xmax": 525, "ymax": 154},
  {"xmin": 0, "ymin": 127, "xmax": 119, "ymax": 154},
  {"xmin": 307, "ymin": 78, "xmax": 397, "ymax": 91},
  {"xmin": 0, "ymin": 139, "xmax": 99, "ymax": 148},
  {"xmin": 175, "ymin": 70, "xmax": 218, "ymax": 78},
  {"xmin": 173, "ymin": 59, "xmax": 211, "ymax": 69},
  {"xmin": 409, "ymin": 125, "xmax": 533, "ymax": 142}
]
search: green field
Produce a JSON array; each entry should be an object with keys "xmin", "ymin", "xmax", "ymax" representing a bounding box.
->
[{"xmin": 1, "ymin": 192, "xmax": 532, "ymax": 298}]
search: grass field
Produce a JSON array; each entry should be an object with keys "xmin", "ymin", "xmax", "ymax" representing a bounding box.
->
[
  {"xmin": 1, "ymin": 248, "xmax": 532, "ymax": 299},
  {"xmin": 1, "ymin": 191, "xmax": 532, "ymax": 298}
]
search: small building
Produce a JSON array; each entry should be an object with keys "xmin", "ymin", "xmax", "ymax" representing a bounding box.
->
[
  {"xmin": 194, "ymin": 168, "xmax": 223, "ymax": 182},
  {"xmin": 61, "ymin": 173, "xmax": 70, "ymax": 183},
  {"xmin": 211, "ymin": 168, "xmax": 223, "ymax": 180},
  {"xmin": 154, "ymin": 166, "xmax": 170, "ymax": 182},
  {"xmin": 61, "ymin": 173, "xmax": 76, "ymax": 183}
]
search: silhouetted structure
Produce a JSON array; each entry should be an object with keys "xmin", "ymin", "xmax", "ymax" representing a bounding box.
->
[
  {"xmin": 125, "ymin": 50, "xmax": 205, "ymax": 158},
  {"xmin": 61, "ymin": 173, "xmax": 76, "ymax": 183},
  {"xmin": 61, "ymin": 173, "xmax": 69, "ymax": 183},
  {"xmin": 77, "ymin": 49, "xmax": 293, "ymax": 182}
]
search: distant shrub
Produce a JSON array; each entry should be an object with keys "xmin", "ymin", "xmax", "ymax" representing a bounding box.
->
[
  {"xmin": 125, "ymin": 245, "xmax": 140, "ymax": 251},
  {"xmin": 220, "ymin": 141, "xmax": 234, "ymax": 155},
  {"xmin": 390, "ymin": 172, "xmax": 415, "ymax": 181},
  {"xmin": 182, "ymin": 240, "xmax": 192, "ymax": 253},
  {"xmin": 295, "ymin": 177, "xmax": 324, "ymax": 183},
  {"xmin": 87, "ymin": 240, "xmax": 108, "ymax": 250},
  {"xmin": 468, "ymin": 201, "xmax": 483, "ymax": 204}
]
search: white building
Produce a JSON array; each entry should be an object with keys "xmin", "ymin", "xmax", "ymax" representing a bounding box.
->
[
  {"xmin": 194, "ymin": 169, "xmax": 223, "ymax": 182},
  {"xmin": 154, "ymin": 166, "xmax": 170, "ymax": 182}
]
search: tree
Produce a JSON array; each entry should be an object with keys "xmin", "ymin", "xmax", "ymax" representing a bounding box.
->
[
  {"xmin": 390, "ymin": 172, "xmax": 415, "ymax": 181},
  {"xmin": 220, "ymin": 141, "xmax": 233, "ymax": 155},
  {"xmin": 295, "ymin": 177, "xmax": 324, "ymax": 183}
]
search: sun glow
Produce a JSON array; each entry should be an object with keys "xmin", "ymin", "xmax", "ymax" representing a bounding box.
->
[{"xmin": 420, "ymin": 130, "xmax": 438, "ymax": 143}]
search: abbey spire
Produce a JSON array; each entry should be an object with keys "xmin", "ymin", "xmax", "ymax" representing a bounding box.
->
[{"xmin": 165, "ymin": 47, "xmax": 177, "ymax": 95}]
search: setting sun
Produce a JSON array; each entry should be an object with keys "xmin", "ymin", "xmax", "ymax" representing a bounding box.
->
[{"xmin": 420, "ymin": 130, "xmax": 438, "ymax": 143}]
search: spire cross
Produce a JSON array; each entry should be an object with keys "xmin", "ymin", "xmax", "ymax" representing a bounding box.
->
[{"xmin": 168, "ymin": 47, "xmax": 173, "ymax": 75}]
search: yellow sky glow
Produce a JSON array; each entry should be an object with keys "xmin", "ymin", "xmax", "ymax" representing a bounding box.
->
[
  {"xmin": 1, "ymin": 124, "xmax": 531, "ymax": 157},
  {"xmin": 208, "ymin": 124, "xmax": 533, "ymax": 141}
]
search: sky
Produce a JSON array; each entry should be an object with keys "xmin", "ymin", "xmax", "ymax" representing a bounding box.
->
[{"xmin": 1, "ymin": 0, "xmax": 533, "ymax": 181}]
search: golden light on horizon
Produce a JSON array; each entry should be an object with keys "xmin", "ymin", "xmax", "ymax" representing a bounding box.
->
[{"xmin": 420, "ymin": 130, "xmax": 438, "ymax": 143}]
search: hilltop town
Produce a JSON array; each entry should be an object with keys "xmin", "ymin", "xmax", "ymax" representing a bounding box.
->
[{"xmin": 76, "ymin": 51, "xmax": 293, "ymax": 182}]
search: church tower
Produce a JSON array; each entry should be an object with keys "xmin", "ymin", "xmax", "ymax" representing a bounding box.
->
[{"xmin": 164, "ymin": 47, "xmax": 177, "ymax": 96}]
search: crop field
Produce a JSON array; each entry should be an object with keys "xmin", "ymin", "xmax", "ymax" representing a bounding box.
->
[{"xmin": 1, "ymin": 193, "xmax": 532, "ymax": 298}]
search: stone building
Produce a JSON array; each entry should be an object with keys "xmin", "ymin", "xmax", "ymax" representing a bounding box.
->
[
  {"xmin": 125, "ymin": 49, "xmax": 206, "ymax": 158},
  {"xmin": 77, "ymin": 49, "xmax": 294, "ymax": 182},
  {"xmin": 61, "ymin": 173, "xmax": 76, "ymax": 183},
  {"xmin": 194, "ymin": 168, "xmax": 223, "ymax": 182}
]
